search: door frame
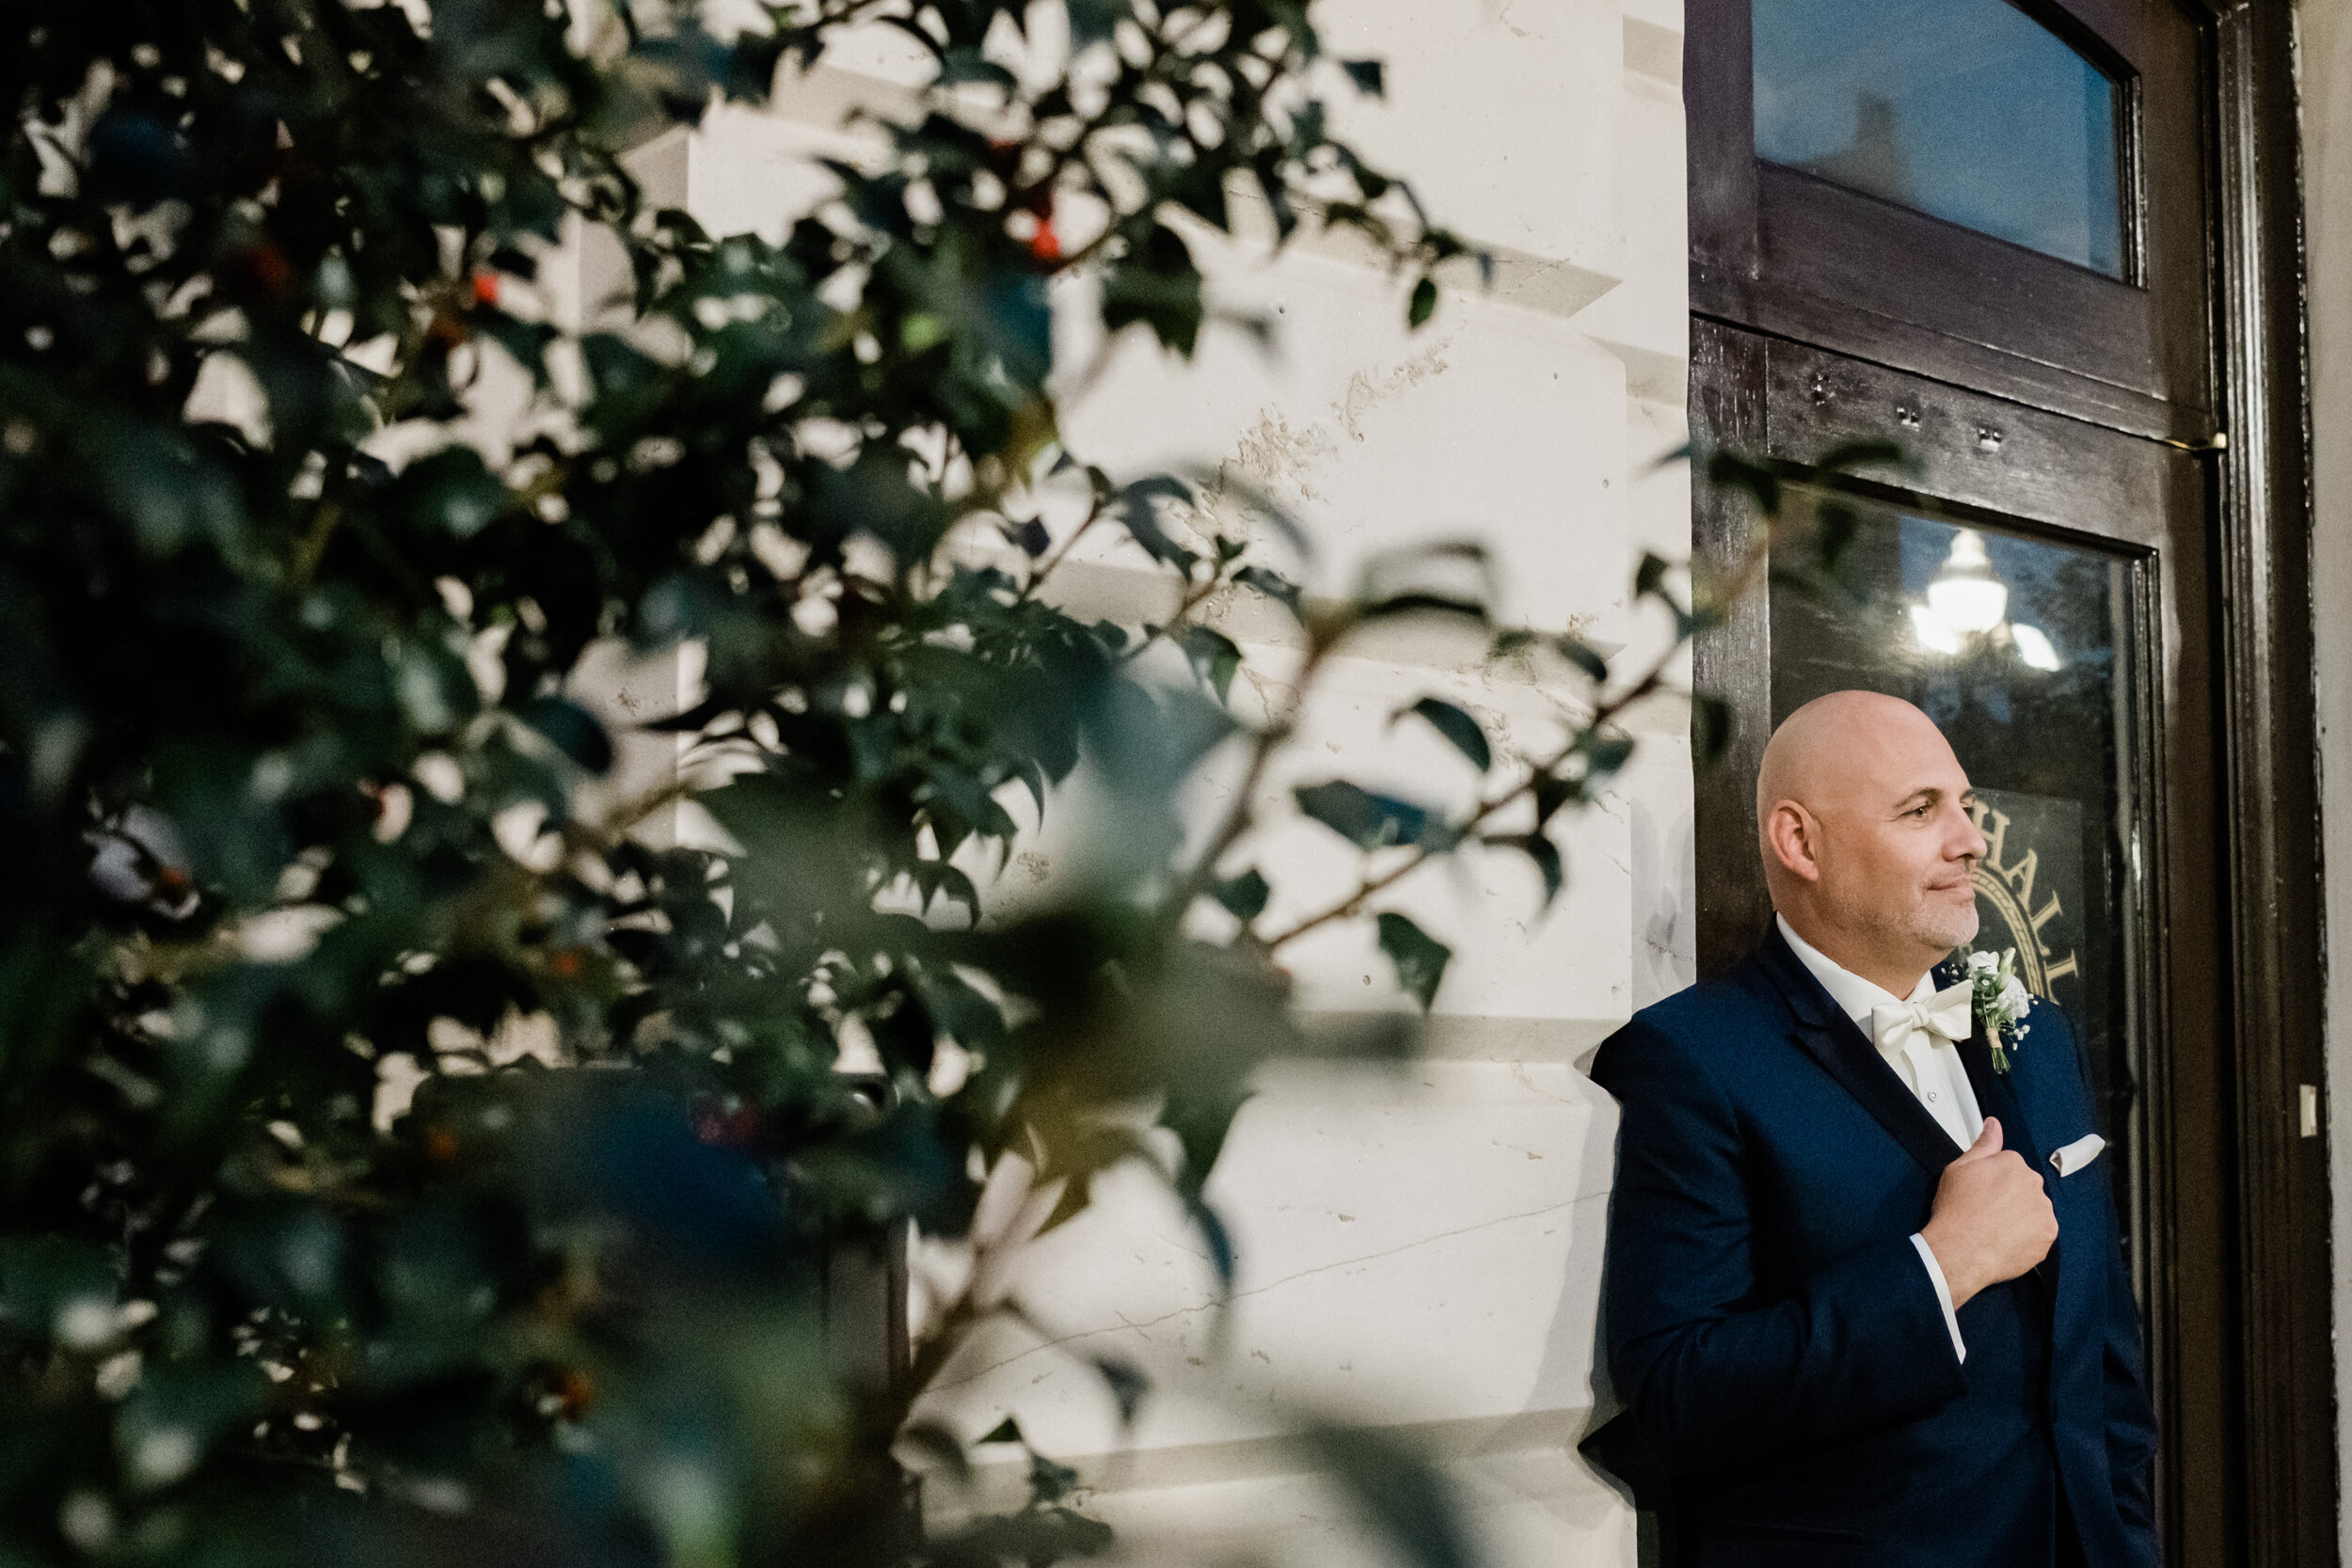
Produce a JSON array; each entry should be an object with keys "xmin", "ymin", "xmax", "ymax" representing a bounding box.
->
[
  {"xmin": 2201, "ymin": 8, "xmax": 2330, "ymax": 1567},
  {"xmin": 1682, "ymin": 3, "xmax": 2331, "ymax": 1564}
]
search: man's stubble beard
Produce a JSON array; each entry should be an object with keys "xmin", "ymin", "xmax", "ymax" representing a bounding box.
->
[
  {"xmin": 1825, "ymin": 880, "xmax": 1980, "ymax": 970},
  {"xmin": 1911, "ymin": 898, "xmax": 1979, "ymax": 956}
]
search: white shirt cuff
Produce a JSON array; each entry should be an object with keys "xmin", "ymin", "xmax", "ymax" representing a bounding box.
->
[{"xmin": 1910, "ymin": 1232, "xmax": 1967, "ymax": 1365}]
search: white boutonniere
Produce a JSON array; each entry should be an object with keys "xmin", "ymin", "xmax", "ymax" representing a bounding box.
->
[{"xmin": 1963, "ymin": 948, "xmax": 2034, "ymax": 1071}]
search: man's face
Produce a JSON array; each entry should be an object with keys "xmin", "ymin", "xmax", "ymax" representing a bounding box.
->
[{"xmin": 1812, "ymin": 721, "xmax": 1989, "ymax": 958}]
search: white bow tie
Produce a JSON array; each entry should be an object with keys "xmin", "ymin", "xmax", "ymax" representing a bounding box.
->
[{"xmin": 1870, "ymin": 982, "xmax": 1974, "ymax": 1053}]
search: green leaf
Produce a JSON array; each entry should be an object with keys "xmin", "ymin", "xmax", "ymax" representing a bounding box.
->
[
  {"xmin": 1634, "ymin": 551, "xmax": 1672, "ymax": 598},
  {"xmin": 934, "ymin": 1505, "xmax": 1114, "ymax": 1561},
  {"xmin": 1521, "ymin": 832, "xmax": 1564, "ymax": 906},
  {"xmin": 1163, "ymin": 158, "xmax": 1233, "ymax": 232},
  {"xmin": 1307, "ymin": 1424, "xmax": 1475, "ymax": 1568},
  {"xmin": 1692, "ymin": 691, "xmax": 1736, "ymax": 767},
  {"xmin": 118, "ymin": 1362, "xmax": 271, "ymax": 1492},
  {"xmin": 1215, "ymin": 868, "xmax": 1271, "ymax": 923},
  {"xmin": 1295, "ymin": 780, "xmax": 1437, "ymax": 850},
  {"xmin": 1112, "ymin": 475, "xmax": 1199, "ymax": 567},
  {"xmin": 977, "ymin": 1417, "xmax": 1024, "ymax": 1446},
  {"xmin": 1361, "ymin": 593, "xmax": 1488, "ymax": 625},
  {"xmin": 1027, "ymin": 1447, "xmax": 1081, "ymax": 1504},
  {"xmin": 397, "ymin": 446, "xmax": 507, "ymax": 539},
  {"xmin": 517, "ymin": 697, "xmax": 613, "ymax": 773},
  {"xmin": 1706, "ymin": 449, "xmax": 1784, "ymax": 515},
  {"xmin": 1375, "ymin": 911, "xmax": 1451, "ymax": 1009},
  {"xmin": 1810, "ymin": 497, "xmax": 1863, "ymax": 578},
  {"xmin": 939, "ymin": 48, "xmax": 1019, "ymax": 89},
  {"xmin": 1399, "ymin": 697, "xmax": 1490, "ymax": 771},
  {"xmin": 898, "ymin": 1420, "xmax": 974, "ymax": 1484},
  {"xmin": 1165, "ymin": 1083, "xmax": 1253, "ymax": 1201},
  {"xmin": 1532, "ymin": 774, "xmax": 1579, "ymax": 827},
  {"xmin": 1342, "ymin": 59, "xmax": 1387, "ymax": 97},
  {"xmin": 1813, "ymin": 437, "xmax": 1909, "ymax": 476},
  {"xmin": 1093, "ymin": 1357, "xmax": 1149, "ymax": 1425},
  {"xmin": 1236, "ymin": 564, "xmax": 1303, "ymax": 616},
  {"xmin": 1582, "ymin": 732, "xmax": 1635, "ymax": 780},
  {"xmin": 1007, "ymin": 516, "xmax": 1051, "ymax": 556},
  {"xmin": 1408, "ymin": 276, "xmax": 1438, "ymax": 329},
  {"xmin": 474, "ymin": 310, "xmax": 562, "ymax": 389},
  {"xmin": 1068, "ymin": 0, "xmax": 1127, "ymax": 47},
  {"xmin": 1102, "ymin": 227, "xmax": 1205, "ymax": 355},
  {"xmin": 1359, "ymin": 540, "xmax": 1492, "ymax": 624},
  {"xmin": 1183, "ymin": 626, "xmax": 1244, "ymax": 704},
  {"xmin": 1554, "ymin": 636, "xmax": 1610, "ymax": 681},
  {"xmin": 0, "ymin": 1237, "xmax": 116, "ymax": 1346},
  {"xmin": 1184, "ymin": 1193, "xmax": 1237, "ymax": 1292},
  {"xmin": 1490, "ymin": 628, "xmax": 1538, "ymax": 656},
  {"xmin": 809, "ymin": 450, "xmax": 953, "ymax": 561}
]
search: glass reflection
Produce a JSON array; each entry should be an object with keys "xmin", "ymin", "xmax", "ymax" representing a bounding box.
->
[
  {"xmin": 1754, "ymin": 0, "xmax": 2127, "ymax": 277},
  {"xmin": 1912, "ymin": 528, "xmax": 2066, "ymax": 671},
  {"xmin": 1772, "ymin": 504, "xmax": 2141, "ymax": 1283}
]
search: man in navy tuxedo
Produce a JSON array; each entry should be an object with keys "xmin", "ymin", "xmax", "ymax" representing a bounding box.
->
[{"xmin": 1584, "ymin": 691, "xmax": 2156, "ymax": 1567}]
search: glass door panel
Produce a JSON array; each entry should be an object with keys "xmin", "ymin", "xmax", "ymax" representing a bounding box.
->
[
  {"xmin": 1768, "ymin": 499, "xmax": 2145, "ymax": 1286},
  {"xmin": 1692, "ymin": 323, "xmax": 2228, "ymax": 1548}
]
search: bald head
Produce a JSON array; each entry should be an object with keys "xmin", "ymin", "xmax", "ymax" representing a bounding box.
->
[
  {"xmin": 1756, "ymin": 691, "xmax": 1951, "ymax": 832},
  {"xmin": 1756, "ymin": 691, "xmax": 1989, "ymax": 995}
]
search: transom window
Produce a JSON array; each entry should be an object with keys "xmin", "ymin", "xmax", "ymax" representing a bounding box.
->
[{"xmin": 1753, "ymin": 0, "xmax": 2128, "ymax": 277}]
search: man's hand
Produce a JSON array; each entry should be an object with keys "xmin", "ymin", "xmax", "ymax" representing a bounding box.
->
[{"xmin": 1919, "ymin": 1118, "xmax": 2058, "ymax": 1309}]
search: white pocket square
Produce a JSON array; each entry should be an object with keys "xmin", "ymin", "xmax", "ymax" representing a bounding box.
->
[{"xmin": 2050, "ymin": 1133, "xmax": 2106, "ymax": 1176}]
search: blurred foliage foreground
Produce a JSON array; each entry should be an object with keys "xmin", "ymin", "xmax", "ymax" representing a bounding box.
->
[{"xmin": 0, "ymin": 3, "xmax": 1737, "ymax": 1564}]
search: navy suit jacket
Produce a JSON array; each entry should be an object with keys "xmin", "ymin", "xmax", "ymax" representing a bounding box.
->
[{"xmin": 1582, "ymin": 926, "xmax": 2156, "ymax": 1568}]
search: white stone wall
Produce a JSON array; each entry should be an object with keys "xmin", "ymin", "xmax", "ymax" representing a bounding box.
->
[
  {"xmin": 2296, "ymin": 1, "xmax": 2352, "ymax": 1558},
  {"xmin": 675, "ymin": 4, "xmax": 1692, "ymax": 1562}
]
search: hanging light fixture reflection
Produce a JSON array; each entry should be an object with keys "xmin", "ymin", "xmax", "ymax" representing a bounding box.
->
[
  {"xmin": 1926, "ymin": 530, "xmax": 2009, "ymax": 632},
  {"xmin": 1908, "ymin": 603, "xmax": 1962, "ymax": 655},
  {"xmin": 2010, "ymin": 623, "xmax": 2063, "ymax": 672},
  {"xmin": 1907, "ymin": 528, "xmax": 2065, "ymax": 673}
]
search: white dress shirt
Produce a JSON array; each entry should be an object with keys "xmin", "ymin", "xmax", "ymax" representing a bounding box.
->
[{"xmin": 1777, "ymin": 915, "xmax": 1977, "ymax": 1364}]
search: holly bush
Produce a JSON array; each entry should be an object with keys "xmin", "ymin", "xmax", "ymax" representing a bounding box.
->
[{"xmin": 0, "ymin": 2, "xmax": 1713, "ymax": 1564}]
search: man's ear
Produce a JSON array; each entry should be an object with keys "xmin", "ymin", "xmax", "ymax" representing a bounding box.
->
[{"xmin": 1763, "ymin": 800, "xmax": 1822, "ymax": 883}]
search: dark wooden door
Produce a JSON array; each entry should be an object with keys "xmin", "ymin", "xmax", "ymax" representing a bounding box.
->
[
  {"xmin": 1691, "ymin": 319, "xmax": 2234, "ymax": 1559},
  {"xmin": 1683, "ymin": 0, "xmax": 2330, "ymax": 1561}
]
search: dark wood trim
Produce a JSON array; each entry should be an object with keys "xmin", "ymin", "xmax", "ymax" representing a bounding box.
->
[
  {"xmin": 1755, "ymin": 164, "xmax": 2165, "ymax": 400},
  {"xmin": 1690, "ymin": 287, "xmax": 2195, "ymax": 446},
  {"xmin": 2137, "ymin": 445, "xmax": 2233, "ymax": 1568},
  {"xmin": 1754, "ymin": 340, "xmax": 2184, "ymax": 536},
  {"xmin": 2115, "ymin": 541, "xmax": 2168, "ymax": 1409},
  {"xmin": 1683, "ymin": 0, "xmax": 1756, "ymax": 283},
  {"xmin": 1690, "ymin": 318, "xmax": 1772, "ymax": 980},
  {"xmin": 2203, "ymin": 4, "xmax": 2334, "ymax": 1562}
]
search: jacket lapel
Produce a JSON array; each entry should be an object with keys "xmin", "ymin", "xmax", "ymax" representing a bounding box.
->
[
  {"xmin": 1754, "ymin": 924, "xmax": 1963, "ymax": 1181},
  {"xmin": 1957, "ymin": 1030, "xmax": 2042, "ymax": 1166},
  {"xmin": 1938, "ymin": 963, "xmax": 2045, "ymax": 1170},
  {"xmin": 1944, "ymin": 967, "xmax": 2058, "ymax": 1297}
]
